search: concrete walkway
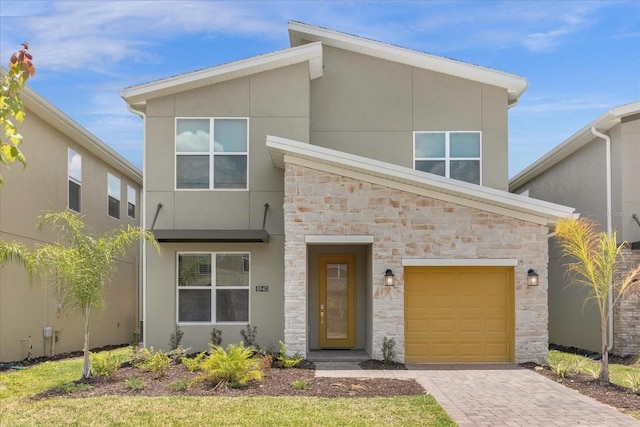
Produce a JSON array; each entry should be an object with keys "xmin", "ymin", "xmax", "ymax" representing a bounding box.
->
[{"xmin": 314, "ymin": 362, "xmax": 639, "ymax": 426}]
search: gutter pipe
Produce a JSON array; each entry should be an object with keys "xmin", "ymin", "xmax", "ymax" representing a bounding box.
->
[
  {"xmin": 591, "ymin": 126, "xmax": 613, "ymax": 352},
  {"xmin": 127, "ymin": 103, "xmax": 148, "ymax": 347}
]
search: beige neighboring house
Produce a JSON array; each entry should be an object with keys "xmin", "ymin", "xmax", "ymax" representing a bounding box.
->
[
  {"xmin": 510, "ymin": 101, "xmax": 640, "ymax": 355},
  {"xmin": 0, "ymin": 69, "xmax": 142, "ymax": 363},
  {"xmin": 122, "ymin": 22, "xmax": 574, "ymax": 364}
]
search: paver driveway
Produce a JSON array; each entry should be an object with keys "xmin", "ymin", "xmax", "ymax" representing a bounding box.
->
[{"xmin": 315, "ymin": 363, "xmax": 639, "ymax": 426}]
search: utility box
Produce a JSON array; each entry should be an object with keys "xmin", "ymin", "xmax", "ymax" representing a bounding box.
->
[{"xmin": 43, "ymin": 326, "xmax": 53, "ymax": 338}]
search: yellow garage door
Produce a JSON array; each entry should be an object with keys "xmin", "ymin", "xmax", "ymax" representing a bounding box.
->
[{"xmin": 404, "ymin": 266, "xmax": 514, "ymax": 363}]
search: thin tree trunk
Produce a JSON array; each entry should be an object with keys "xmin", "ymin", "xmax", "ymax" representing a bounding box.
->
[
  {"xmin": 599, "ymin": 318, "xmax": 609, "ymax": 383},
  {"xmin": 82, "ymin": 309, "xmax": 91, "ymax": 379}
]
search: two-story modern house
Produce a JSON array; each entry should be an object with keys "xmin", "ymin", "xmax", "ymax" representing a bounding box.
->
[
  {"xmin": 510, "ymin": 102, "xmax": 640, "ymax": 355},
  {"xmin": 122, "ymin": 22, "xmax": 575, "ymax": 364},
  {"xmin": 0, "ymin": 69, "xmax": 142, "ymax": 362}
]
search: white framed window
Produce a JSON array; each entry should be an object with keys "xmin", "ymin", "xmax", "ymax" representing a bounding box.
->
[
  {"xmin": 127, "ymin": 185, "xmax": 136, "ymax": 219},
  {"xmin": 177, "ymin": 252, "xmax": 250, "ymax": 324},
  {"xmin": 107, "ymin": 173, "xmax": 121, "ymax": 219},
  {"xmin": 175, "ymin": 118, "xmax": 248, "ymax": 190},
  {"xmin": 68, "ymin": 148, "xmax": 81, "ymax": 212},
  {"xmin": 414, "ymin": 131, "xmax": 481, "ymax": 185}
]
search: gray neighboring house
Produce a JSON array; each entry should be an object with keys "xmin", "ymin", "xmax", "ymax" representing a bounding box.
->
[
  {"xmin": 122, "ymin": 22, "xmax": 574, "ymax": 364},
  {"xmin": 510, "ymin": 102, "xmax": 640, "ymax": 354}
]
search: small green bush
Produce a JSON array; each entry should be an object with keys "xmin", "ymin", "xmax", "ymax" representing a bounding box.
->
[
  {"xmin": 131, "ymin": 346, "xmax": 154, "ymax": 367},
  {"xmin": 191, "ymin": 342, "xmax": 263, "ymax": 389},
  {"xmin": 211, "ymin": 328, "xmax": 222, "ymax": 346},
  {"xmin": 169, "ymin": 324, "xmax": 184, "ymax": 350},
  {"xmin": 168, "ymin": 345, "xmax": 191, "ymax": 364},
  {"xmin": 240, "ymin": 325, "xmax": 258, "ymax": 348},
  {"xmin": 625, "ymin": 371, "xmax": 640, "ymax": 394},
  {"xmin": 169, "ymin": 378, "xmax": 190, "ymax": 392},
  {"xmin": 382, "ymin": 337, "xmax": 396, "ymax": 364},
  {"xmin": 90, "ymin": 351, "xmax": 120, "ymax": 377},
  {"xmin": 276, "ymin": 340, "xmax": 303, "ymax": 368},
  {"xmin": 138, "ymin": 349, "xmax": 171, "ymax": 378},
  {"xmin": 123, "ymin": 377, "xmax": 145, "ymax": 391},
  {"xmin": 290, "ymin": 378, "xmax": 312, "ymax": 390},
  {"xmin": 548, "ymin": 359, "xmax": 570, "ymax": 379},
  {"xmin": 182, "ymin": 351, "xmax": 207, "ymax": 372},
  {"xmin": 56, "ymin": 382, "xmax": 92, "ymax": 394}
]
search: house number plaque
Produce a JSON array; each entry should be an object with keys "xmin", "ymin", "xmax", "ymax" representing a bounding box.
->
[{"xmin": 255, "ymin": 285, "xmax": 269, "ymax": 292}]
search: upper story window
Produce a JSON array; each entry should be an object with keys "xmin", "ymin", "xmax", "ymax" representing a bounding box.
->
[
  {"xmin": 68, "ymin": 148, "xmax": 82, "ymax": 212},
  {"xmin": 176, "ymin": 118, "xmax": 248, "ymax": 190},
  {"xmin": 414, "ymin": 131, "xmax": 481, "ymax": 185},
  {"xmin": 127, "ymin": 185, "xmax": 136, "ymax": 219},
  {"xmin": 107, "ymin": 173, "xmax": 121, "ymax": 219}
]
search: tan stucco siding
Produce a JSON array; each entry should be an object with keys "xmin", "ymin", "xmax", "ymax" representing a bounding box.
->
[{"xmin": 309, "ymin": 46, "xmax": 510, "ymax": 190}]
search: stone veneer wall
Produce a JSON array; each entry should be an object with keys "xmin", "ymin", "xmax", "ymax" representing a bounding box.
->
[
  {"xmin": 614, "ymin": 248, "xmax": 640, "ymax": 354},
  {"xmin": 283, "ymin": 163, "xmax": 550, "ymax": 363}
]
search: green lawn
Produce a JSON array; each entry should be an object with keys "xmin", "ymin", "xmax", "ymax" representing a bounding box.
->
[{"xmin": 0, "ymin": 349, "xmax": 455, "ymax": 427}]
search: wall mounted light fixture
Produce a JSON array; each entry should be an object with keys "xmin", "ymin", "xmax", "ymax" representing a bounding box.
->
[
  {"xmin": 385, "ymin": 269, "xmax": 395, "ymax": 286},
  {"xmin": 527, "ymin": 269, "xmax": 539, "ymax": 286}
]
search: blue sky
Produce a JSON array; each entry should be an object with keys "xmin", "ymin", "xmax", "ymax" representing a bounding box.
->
[{"xmin": 1, "ymin": 0, "xmax": 638, "ymax": 177}]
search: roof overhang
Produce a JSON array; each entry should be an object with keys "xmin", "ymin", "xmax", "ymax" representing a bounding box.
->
[
  {"xmin": 152, "ymin": 229, "xmax": 269, "ymax": 243},
  {"xmin": 121, "ymin": 42, "xmax": 323, "ymax": 111},
  {"xmin": 288, "ymin": 21, "xmax": 528, "ymax": 106},
  {"xmin": 0, "ymin": 68, "xmax": 142, "ymax": 184},
  {"xmin": 267, "ymin": 135, "xmax": 576, "ymax": 226},
  {"xmin": 509, "ymin": 101, "xmax": 640, "ymax": 191}
]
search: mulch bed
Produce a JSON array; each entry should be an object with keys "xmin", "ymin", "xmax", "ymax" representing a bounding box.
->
[{"xmin": 32, "ymin": 360, "xmax": 425, "ymax": 400}]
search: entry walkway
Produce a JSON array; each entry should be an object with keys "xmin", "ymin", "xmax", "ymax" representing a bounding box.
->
[{"xmin": 314, "ymin": 362, "xmax": 639, "ymax": 426}]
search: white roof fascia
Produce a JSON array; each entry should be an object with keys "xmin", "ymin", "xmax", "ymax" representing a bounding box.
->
[
  {"xmin": 288, "ymin": 21, "xmax": 527, "ymax": 104},
  {"xmin": 266, "ymin": 135, "xmax": 575, "ymax": 226},
  {"xmin": 0, "ymin": 68, "xmax": 142, "ymax": 184},
  {"xmin": 121, "ymin": 42, "xmax": 323, "ymax": 108},
  {"xmin": 509, "ymin": 101, "xmax": 640, "ymax": 191}
]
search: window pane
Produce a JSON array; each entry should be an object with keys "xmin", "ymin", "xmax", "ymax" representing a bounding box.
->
[
  {"xmin": 415, "ymin": 160, "xmax": 445, "ymax": 177},
  {"xmin": 69, "ymin": 181, "xmax": 81, "ymax": 212},
  {"xmin": 214, "ymin": 119, "xmax": 247, "ymax": 153},
  {"xmin": 214, "ymin": 155, "xmax": 247, "ymax": 189},
  {"xmin": 179, "ymin": 289, "xmax": 211, "ymax": 322},
  {"xmin": 216, "ymin": 289, "xmax": 249, "ymax": 322},
  {"xmin": 176, "ymin": 119, "xmax": 210, "ymax": 152},
  {"xmin": 216, "ymin": 254, "xmax": 249, "ymax": 287},
  {"xmin": 128, "ymin": 202, "xmax": 135, "ymax": 218},
  {"xmin": 177, "ymin": 155, "xmax": 209, "ymax": 189},
  {"xmin": 178, "ymin": 254, "xmax": 211, "ymax": 287},
  {"xmin": 108, "ymin": 196, "xmax": 120, "ymax": 219},
  {"xmin": 68, "ymin": 149, "xmax": 81, "ymax": 182},
  {"xmin": 108, "ymin": 174, "xmax": 120, "ymax": 200},
  {"xmin": 451, "ymin": 160, "xmax": 480, "ymax": 184},
  {"xmin": 415, "ymin": 133, "xmax": 445, "ymax": 157},
  {"xmin": 450, "ymin": 133, "xmax": 480, "ymax": 157}
]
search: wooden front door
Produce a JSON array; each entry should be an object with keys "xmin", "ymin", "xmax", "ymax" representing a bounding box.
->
[{"xmin": 318, "ymin": 254, "xmax": 356, "ymax": 348}]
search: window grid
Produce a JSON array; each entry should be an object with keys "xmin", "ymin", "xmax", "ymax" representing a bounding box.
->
[
  {"xmin": 175, "ymin": 118, "xmax": 249, "ymax": 191},
  {"xmin": 127, "ymin": 185, "xmax": 136, "ymax": 219},
  {"xmin": 107, "ymin": 173, "xmax": 121, "ymax": 219},
  {"xmin": 176, "ymin": 252, "xmax": 250, "ymax": 325},
  {"xmin": 68, "ymin": 148, "xmax": 81, "ymax": 213},
  {"xmin": 414, "ymin": 131, "xmax": 482, "ymax": 185}
]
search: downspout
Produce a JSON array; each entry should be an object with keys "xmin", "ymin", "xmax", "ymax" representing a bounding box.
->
[
  {"xmin": 127, "ymin": 103, "xmax": 148, "ymax": 347},
  {"xmin": 591, "ymin": 126, "xmax": 613, "ymax": 352}
]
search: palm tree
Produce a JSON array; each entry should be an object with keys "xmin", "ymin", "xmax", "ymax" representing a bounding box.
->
[
  {"xmin": 32, "ymin": 210, "xmax": 159, "ymax": 379},
  {"xmin": 0, "ymin": 240, "xmax": 31, "ymax": 267},
  {"xmin": 555, "ymin": 217, "xmax": 640, "ymax": 382}
]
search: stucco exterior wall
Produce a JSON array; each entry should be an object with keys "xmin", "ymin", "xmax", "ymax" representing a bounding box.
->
[
  {"xmin": 309, "ymin": 46, "xmax": 510, "ymax": 190},
  {"xmin": 0, "ymin": 106, "xmax": 141, "ymax": 362},
  {"xmin": 283, "ymin": 162, "xmax": 550, "ymax": 364}
]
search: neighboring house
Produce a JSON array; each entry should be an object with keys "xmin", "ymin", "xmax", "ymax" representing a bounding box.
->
[
  {"xmin": 0, "ymin": 70, "xmax": 142, "ymax": 362},
  {"xmin": 122, "ymin": 22, "xmax": 574, "ymax": 364},
  {"xmin": 510, "ymin": 102, "xmax": 640, "ymax": 355}
]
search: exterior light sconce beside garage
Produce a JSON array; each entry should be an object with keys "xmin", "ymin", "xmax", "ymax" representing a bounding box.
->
[
  {"xmin": 527, "ymin": 269, "xmax": 539, "ymax": 286},
  {"xmin": 385, "ymin": 269, "xmax": 395, "ymax": 286}
]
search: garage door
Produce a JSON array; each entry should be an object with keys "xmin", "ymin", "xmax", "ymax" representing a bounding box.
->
[{"xmin": 404, "ymin": 266, "xmax": 514, "ymax": 363}]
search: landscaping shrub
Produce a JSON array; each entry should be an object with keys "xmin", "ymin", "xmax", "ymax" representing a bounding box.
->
[
  {"xmin": 240, "ymin": 324, "xmax": 258, "ymax": 349},
  {"xmin": 90, "ymin": 351, "xmax": 121, "ymax": 377},
  {"xmin": 138, "ymin": 349, "xmax": 171, "ymax": 378},
  {"xmin": 123, "ymin": 377, "xmax": 145, "ymax": 391},
  {"xmin": 211, "ymin": 327, "xmax": 222, "ymax": 346},
  {"xmin": 276, "ymin": 340, "xmax": 303, "ymax": 368},
  {"xmin": 169, "ymin": 324, "xmax": 184, "ymax": 350},
  {"xmin": 191, "ymin": 342, "xmax": 263, "ymax": 389},
  {"xmin": 382, "ymin": 337, "xmax": 396, "ymax": 364},
  {"xmin": 182, "ymin": 351, "xmax": 207, "ymax": 372}
]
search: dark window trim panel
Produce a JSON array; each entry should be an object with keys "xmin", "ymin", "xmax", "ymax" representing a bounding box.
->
[{"xmin": 153, "ymin": 229, "xmax": 269, "ymax": 243}]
